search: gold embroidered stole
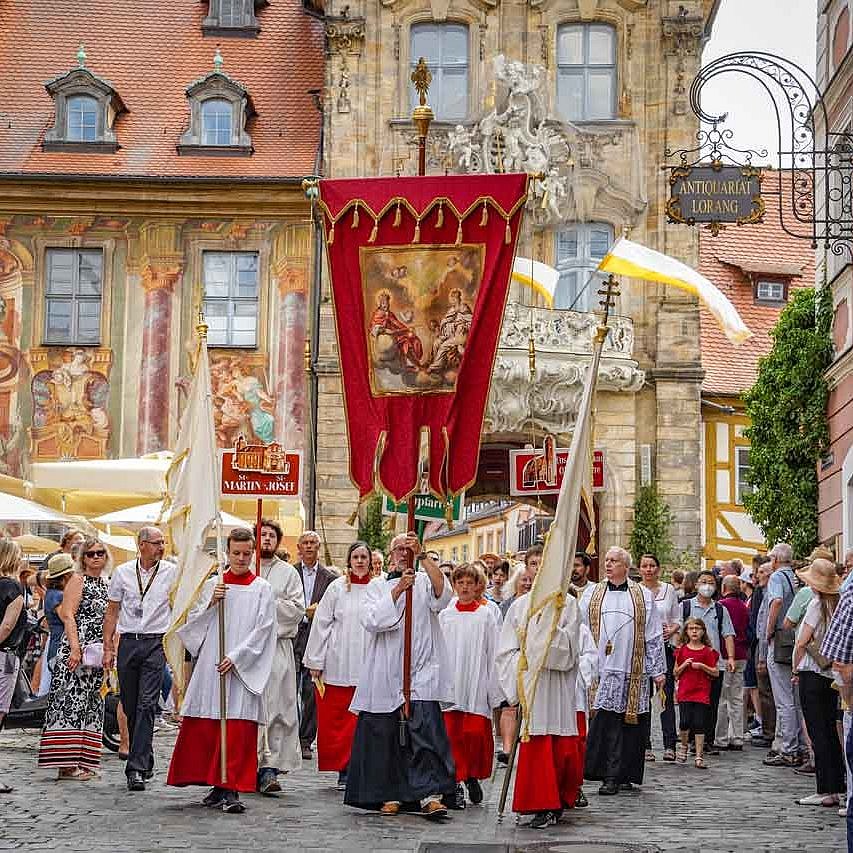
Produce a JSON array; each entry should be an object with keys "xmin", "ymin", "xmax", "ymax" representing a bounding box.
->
[{"xmin": 587, "ymin": 580, "xmax": 647, "ymax": 724}]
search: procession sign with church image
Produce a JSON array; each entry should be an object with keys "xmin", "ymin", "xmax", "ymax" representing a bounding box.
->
[
  {"xmin": 509, "ymin": 434, "xmax": 605, "ymax": 497},
  {"xmin": 219, "ymin": 434, "xmax": 302, "ymax": 499},
  {"xmin": 666, "ymin": 163, "xmax": 764, "ymax": 236}
]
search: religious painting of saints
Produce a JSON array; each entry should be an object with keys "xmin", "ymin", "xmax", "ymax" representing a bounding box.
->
[
  {"xmin": 209, "ymin": 354, "xmax": 275, "ymax": 448},
  {"xmin": 359, "ymin": 244, "xmax": 484, "ymax": 395}
]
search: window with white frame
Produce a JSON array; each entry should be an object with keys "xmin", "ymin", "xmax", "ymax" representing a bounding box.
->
[
  {"xmin": 462, "ymin": 544, "xmax": 469, "ymax": 561},
  {"xmin": 554, "ymin": 223, "xmax": 613, "ymax": 311},
  {"xmin": 201, "ymin": 99, "xmax": 234, "ymax": 146},
  {"xmin": 556, "ymin": 23, "xmax": 617, "ymax": 122},
  {"xmin": 203, "ymin": 251, "xmax": 260, "ymax": 347},
  {"xmin": 754, "ymin": 279, "xmax": 786, "ymax": 304},
  {"xmin": 735, "ymin": 446, "xmax": 752, "ymax": 504},
  {"xmin": 410, "ymin": 23, "xmax": 469, "ymax": 121},
  {"xmin": 66, "ymin": 95, "xmax": 99, "ymax": 142},
  {"xmin": 451, "ymin": 546, "xmax": 458, "ymax": 561},
  {"xmin": 44, "ymin": 248, "xmax": 103, "ymax": 345}
]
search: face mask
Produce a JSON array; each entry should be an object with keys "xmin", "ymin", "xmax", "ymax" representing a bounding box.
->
[{"xmin": 698, "ymin": 583, "xmax": 716, "ymax": 598}]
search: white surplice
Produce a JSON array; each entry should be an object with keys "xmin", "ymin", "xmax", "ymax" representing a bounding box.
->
[
  {"xmin": 438, "ymin": 602, "xmax": 504, "ymax": 719},
  {"xmin": 178, "ymin": 574, "xmax": 276, "ymax": 722},
  {"xmin": 257, "ymin": 557, "xmax": 305, "ymax": 772},
  {"xmin": 350, "ymin": 571, "xmax": 453, "ymax": 714},
  {"xmin": 303, "ymin": 575, "xmax": 375, "ymax": 686},
  {"xmin": 575, "ymin": 622, "xmax": 599, "ymax": 712},
  {"xmin": 578, "ymin": 581, "xmax": 665, "ymax": 714},
  {"xmin": 496, "ymin": 592, "xmax": 582, "ymax": 736}
]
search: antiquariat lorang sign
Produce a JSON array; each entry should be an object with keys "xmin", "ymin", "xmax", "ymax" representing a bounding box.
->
[{"xmin": 666, "ymin": 164, "xmax": 764, "ymax": 236}]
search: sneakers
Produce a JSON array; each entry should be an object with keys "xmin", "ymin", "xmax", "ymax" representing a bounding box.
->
[
  {"xmin": 444, "ymin": 784, "xmax": 466, "ymax": 810},
  {"xmin": 598, "ymin": 780, "xmax": 618, "ymax": 795},
  {"xmin": 465, "ymin": 778, "xmax": 483, "ymax": 805},
  {"xmin": 221, "ymin": 790, "xmax": 246, "ymax": 814},
  {"xmin": 528, "ymin": 810, "xmax": 558, "ymax": 829},
  {"xmin": 764, "ymin": 752, "xmax": 798, "ymax": 767},
  {"xmin": 126, "ymin": 771, "xmax": 145, "ymax": 792},
  {"xmin": 496, "ymin": 751, "xmax": 509, "ymax": 766},
  {"xmin": 839, "ymin": 806, "xmax": 848, "ymax": 817},
  {"xmin": 202, "ymin": 786, "xmax": 225, "ymax": 807},
  {"xmin": 258, "ymin": 767, "xmax": 281, "ymax": 794},
  {"xmin": 574, "ymin": 789, "xmax": 588, "ymax": 808},
  {"xmin": 797, "ymin": 793, "xmax": 831, "ymax": 806}
]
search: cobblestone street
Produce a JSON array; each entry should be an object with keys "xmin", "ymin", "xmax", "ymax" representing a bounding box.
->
[{"xmin": 0, "ymin": 725, "xmax": 845, "ymax": 853}]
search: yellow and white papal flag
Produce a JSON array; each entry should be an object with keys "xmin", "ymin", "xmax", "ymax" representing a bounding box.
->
[
  {"xmin": 512, "ymin": 257, "xmax": 561, "ymax": 306},
  {"xmin": 162, "ymin": 329, "xmax": 222, "ymax": 698},
  {"xmin": 597, "ymin": 237, "xmax": 752, "ymax": 345}
]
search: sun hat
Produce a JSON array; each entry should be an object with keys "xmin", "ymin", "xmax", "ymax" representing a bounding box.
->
[
  {"xmin": 739, "ymin": 568, "xmax": 754, "ymax": 585},
  {"xmin": 796, "ymin": 558, "xmax": 842, "ymax": 595},
  {"xmin": 46, "ymin": 552, "xmax": 75, "ymax": 580}
]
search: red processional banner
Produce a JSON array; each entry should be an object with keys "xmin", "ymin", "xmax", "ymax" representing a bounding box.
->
[{"xmin": 318, "ymin": 173, "xmax": 529, "ymax": 501}]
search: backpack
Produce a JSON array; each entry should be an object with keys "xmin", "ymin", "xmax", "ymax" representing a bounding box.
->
[{"xmin": 682, "ymin": 598, "xmax": 725, "ymax": 650}]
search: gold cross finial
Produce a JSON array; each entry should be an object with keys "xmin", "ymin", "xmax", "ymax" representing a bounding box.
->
[{"xmin": 411, "ymin": 58, "xmax": 432, "ymax": 107}]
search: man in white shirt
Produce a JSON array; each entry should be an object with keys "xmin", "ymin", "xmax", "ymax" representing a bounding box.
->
[{"xmin": 103, "ymin": 526, "xmax": 177, "ymax": 792}]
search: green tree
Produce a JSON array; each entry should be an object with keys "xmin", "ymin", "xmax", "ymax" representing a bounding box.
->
[
  {"xmin": 628, "ymin": 484, "xmax": 674, "ymax": 566},
  {"xmin": 357, "ymin": 493, "xmax": 391, "ymax": 553},
  {"xmin": 743, "ymin": 286, "xmax": 832, "ymax": 557}
]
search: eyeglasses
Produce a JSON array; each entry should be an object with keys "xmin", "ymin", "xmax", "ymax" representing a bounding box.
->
[
  {"xmin": 143, "ymin": 540, "xmax": 165, "ymax": 547},
  {"xmin": 85, "ymin": 550, "xmax": 107, "ymax": 558}
]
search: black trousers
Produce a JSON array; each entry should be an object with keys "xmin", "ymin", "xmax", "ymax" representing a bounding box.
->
[
  {"xmin": 646, "ymin": 645, "xmax": 677, "ymax": 751},
  {"xmin": 296, "ymin": 665, "xmax": 317, "ymax": 746},
  {"xmin": 117, "ymin": 635, "xmax": 165, "ymax": 777},
  {"xmin": 799, "ymin": 671, "xmax": 846, "ymax": 794},
  {"xmin": 705, "ymin": 669, "xmax": 723, "ymax": 744},
  {"xmin": 584, "ymin": 709, "xmax": 651, "ymax": 785}
]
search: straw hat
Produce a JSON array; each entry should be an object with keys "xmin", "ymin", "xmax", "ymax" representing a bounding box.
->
[
  {"xmin": 796, "ymin": 557, "xmax": 841, "ymax": 595},
  {"xmin": 808, "ymin": 545, "xmax": 835, "ymax": 562},
  {"xmin": 46, "ymin": 552, "xmax": 75, "ymax": 580}
]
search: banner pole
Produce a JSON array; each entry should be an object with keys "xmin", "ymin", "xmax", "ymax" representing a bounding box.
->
[
  {"xmin": 255, "ymin": 498, "xmax": 263, "ymax": 570},
  {"xmin": 403, "ymin": 497, "xmax": 415, "ymax": 721},
  {"xmin": 497, "ymin": 707, "xmax": 522, "ymax": 821}
]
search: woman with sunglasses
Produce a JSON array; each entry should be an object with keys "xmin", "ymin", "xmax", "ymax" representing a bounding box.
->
[{"xmin": 37, "ymin": 537, "xmax": 111, "ymax": 781}]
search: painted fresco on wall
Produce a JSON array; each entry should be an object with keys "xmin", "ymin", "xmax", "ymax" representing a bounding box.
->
[
  {"xmin": 0, "ymin": 289, "xmax": 23, "ymax": 475},
  {"xmin": 28, "ymin": 347, "xmax": 112, "ymax": 460},
  {"xmin": 209, "ymin": 353, "xmax": 275, "ymax": 448}
]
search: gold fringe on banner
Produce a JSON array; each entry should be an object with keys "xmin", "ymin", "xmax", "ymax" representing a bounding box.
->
[
  {"xmin": 455, "ymin": 218, "xmax": 463, "ymax": 246},
  {"xmin": 328, "ymin": 222, "xmax": 335, "ymax": 245},
  {"xmin": 368, "ymin": 219, "xmax": 378, "ymax": 243},
  {"xmin": 393, "ymin": 201, "xmax": 402, "ymax": 227},
  {"xmin": 436, "ymin": 201, "xmax": 444, "ymax": 228},
  {"xmin": 413, "ymin": 219, "xmax": 421, "ymax": 243},
  {"xmin": 480, "ymin": 200, "xmax": 489, "ymax": 226},
  {"xmin": 352, "ymin": 202, "xmax": 360, "ymax": 229},
  {"xmin": 505, "ymin": 217, "xmax": 511, "ymax": 244}
]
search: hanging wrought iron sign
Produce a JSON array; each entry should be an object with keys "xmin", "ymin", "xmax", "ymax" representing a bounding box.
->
[{"xmin": 667, "ymin": 163, "xmax": 764, "ymax": 236}]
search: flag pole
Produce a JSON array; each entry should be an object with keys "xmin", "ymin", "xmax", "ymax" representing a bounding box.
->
[
  {"xmin": 496, "ymin": 274, "xmax": 620, "ymax": 821},
  {"xmin": 196, "ymin": 308, "xmax": 229, "ymax": 786},
  {"xmin": 400, "ymin": 58, "xmax": 435, "ymax": 725}
]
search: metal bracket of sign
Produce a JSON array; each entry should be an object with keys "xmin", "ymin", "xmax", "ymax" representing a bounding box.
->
[{"xmin": 663, "ymin": 50, "xmax": 853, "ymax": 259}]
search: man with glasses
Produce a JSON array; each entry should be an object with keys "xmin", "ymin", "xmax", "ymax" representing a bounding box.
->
[{"xmin": 103, "ymin": 526, "xmax": 177, "ymax": 792}]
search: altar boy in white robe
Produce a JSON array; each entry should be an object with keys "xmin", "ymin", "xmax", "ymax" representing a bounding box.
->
[
  {"xmin": 497, "ymin": 579, "xmax": 586, "ymax": 829},
  {"xmin": 579, "ymin": 546, "xmax": 665, "ymax": 796},
  {"xmin": 167, "ymin": 528, "xmax": 276, "ymax": 814},
  {"xmin": 439, "ymin": 562, "xmax": 503, "ymax": 809},
  {"xmin": 256, "ymin": 518, "xmax": 305, "ymax": 794},
  {"xmin": 345, "ymin": 532, "xmax": 455, "ymax": 820}
]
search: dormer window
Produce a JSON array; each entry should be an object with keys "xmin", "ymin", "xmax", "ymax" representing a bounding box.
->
[
  {"xmin": 203, "ymin": 0, "xmax": 266, "ymax": 37},
  {"xmin": 178, "ymin": 51, "xmax": 254, "ymax": 156},
  {"xmin": 43, "ymin": 46, "xmax": 125, "ymax": 152}
]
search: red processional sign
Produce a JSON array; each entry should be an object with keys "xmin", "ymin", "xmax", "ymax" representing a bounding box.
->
[
  {"xmin": 219, "ymin": 435, "xmax": 302, "ymax": 500},
  {"xmin": 509, "ymin": 443, "xmax": 605, "ymax": 497},
  {"xmin": 318, "ymin": 173, "xmax": 529, "ymax": 501}
]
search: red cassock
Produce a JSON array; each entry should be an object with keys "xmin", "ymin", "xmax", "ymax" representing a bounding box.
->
[
  {"xmin": 167, "ymin": 718, "xmax": 259, "ymax": 793},
  {"xmin": 512, "ymin": 711, "xmax": 587, "ymax": 814},
  {"xmin": 315, "ymin": 684, "xmax": 358, "ymax": 772},
  {"xmin": 443, "ymin": 710, "xmax": 494, "ymax": 782}
]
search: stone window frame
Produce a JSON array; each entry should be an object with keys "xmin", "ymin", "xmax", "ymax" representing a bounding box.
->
[
  {"xmin": 400, "ymin": 11, "xmax": 480, "ymax": 124},
  {"xmin": 177, "ymin": 72, "xmax": 255, "ymax": 156},
  {"xmin": 31, "ymin": 235, "xmax": 115, "ymax": 349},
  {"xmin": 202, "ymin": 0, "xmax": 268, "ymax": 37},
  {"xmin": 555, "ymin": 20, "xmax": 618, "ymax": 123},
  {"xmin": 43, "ymin": 67, "xmax": 126, "ymax": 153},
  {"xmin": 408, "ymin": 20, "xmax": 471, "ymax": 122},
  {"xmin": 202, "ymin": 249, "xmax": 262, "ymax": 348},
  {"xmin": 553, "ymin": 221, "xmax": 614, "ymax": 312}
]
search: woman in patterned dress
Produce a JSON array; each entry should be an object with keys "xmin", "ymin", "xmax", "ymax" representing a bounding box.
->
[{"xmin": 37, "ymin": 536, "xmax": 111, "ymax": 780}]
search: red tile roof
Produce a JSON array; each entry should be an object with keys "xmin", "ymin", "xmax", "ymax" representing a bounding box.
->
[
  {"xmin": 0, "ymin": 1, "xmax": 324, "ymax": 180},
  {"xmin": 699, "ymin": 172, "xmax": 817, "ymax": 396}
]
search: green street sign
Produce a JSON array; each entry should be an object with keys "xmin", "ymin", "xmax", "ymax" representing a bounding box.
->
[{"xmin": 382, "ymin": 492, "xmax": 463, "ymax": 523}]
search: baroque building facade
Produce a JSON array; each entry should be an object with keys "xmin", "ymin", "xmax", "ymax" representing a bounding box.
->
[
  {"xmin": 0, "ymin": 1, "xmax": 323, "ymax": 528},
  {"xmin": 314, "ymin": 0, "xmax": 723, "ymax": 562}
]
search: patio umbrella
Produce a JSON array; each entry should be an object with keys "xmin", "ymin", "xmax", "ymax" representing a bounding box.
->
[
  {"xmin": 0, "ymin": 491, "xmax": 74, "ymax": 524},
  {"xmin": 93, "ymin": 500, "xmax": 250, "ymax": 531},
  {"xmin": 12, "ymin": 533, "xmax": 60, "ymax": 554}
]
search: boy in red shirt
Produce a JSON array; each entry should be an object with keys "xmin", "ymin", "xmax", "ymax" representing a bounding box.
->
[{"xmin": 674, "ymin": 618, "xmax": 719, "ymax": 769}]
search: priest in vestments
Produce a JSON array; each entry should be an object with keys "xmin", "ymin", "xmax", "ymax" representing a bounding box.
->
[
  {"xmin": 579, "ymin": 546, "xmax": 665, "ymax": 796},
  {"xmin": 344, "ymin": 532, "xmax": 456, "ymax": 820},
  {"xmin": 497, "ymin": 582, "xmax": 590, "ymax": 828},
  {"xmin": 167, "ymin": 528, "xmax": 276, "ymax": 814},
  {"xmin": 256, "ymin": 518, "xmax": 305, "ymax": 794}
]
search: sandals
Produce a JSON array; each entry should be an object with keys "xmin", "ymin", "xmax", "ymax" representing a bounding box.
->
[
  {"xmin": 676, "ymin": 744, "xmax": 688, "ymax": 764},
  {"xmin": 694, "ymin": 757, "xmax": 708, "ymax": 770},
  {"xmin": 58, "ymin": 768, "xmax": 97, "ymax": 781},
  {"xmin": 663, "ymin": 748, "xmax": 676, "ymax": 762},
  {"xmin": 644, "ymin": 749, "xmax": 656, "ymax": 762}
]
